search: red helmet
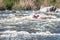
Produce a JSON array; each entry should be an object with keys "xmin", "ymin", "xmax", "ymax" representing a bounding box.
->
[{"xmin": 34, "ymin": 14, "xmax": 40, "ymax": 19}]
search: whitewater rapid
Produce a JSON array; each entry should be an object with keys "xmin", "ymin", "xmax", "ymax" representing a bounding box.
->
[{"xmin": 0, "ymin": 10, "xmax": 60, "ymax": 40}]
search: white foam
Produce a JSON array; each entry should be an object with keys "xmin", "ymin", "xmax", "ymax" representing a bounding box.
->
[
  {"xmin": 18, "ymin": 31, "xmax": 30, "ymax": 35},
  {"xmin": 40, "ymin": 6, "xmax": 52, "ymax": 12}
]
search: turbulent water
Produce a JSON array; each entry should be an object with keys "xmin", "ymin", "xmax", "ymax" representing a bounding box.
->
[{"xmin": 0, "ymin": 10, "xmax": 60, "ymax": 40}]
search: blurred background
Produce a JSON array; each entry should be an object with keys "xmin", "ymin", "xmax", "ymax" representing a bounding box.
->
[{"xmin": 0, "ymin": 0, "xmax": 60, "ymax": 10}]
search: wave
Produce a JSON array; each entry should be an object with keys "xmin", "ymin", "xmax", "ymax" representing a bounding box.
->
[{"xmin": 0, "ymin": 31, "xmax": 60, "ymax": 40}]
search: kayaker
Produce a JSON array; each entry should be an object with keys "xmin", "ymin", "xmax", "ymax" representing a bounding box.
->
[{"xmin": 34, "ymin": 13, "xmax": 40, "ymax": 19}]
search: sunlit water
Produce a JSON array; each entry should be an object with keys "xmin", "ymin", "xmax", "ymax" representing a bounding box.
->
[{"xmin": 0, "ymin": 10, "xmax": 60, "ymax": 40}]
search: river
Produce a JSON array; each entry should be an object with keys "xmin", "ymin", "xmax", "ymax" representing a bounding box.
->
[{"xmin": 0, "ymin": 10, "xmax": 60, "ymax": 40}]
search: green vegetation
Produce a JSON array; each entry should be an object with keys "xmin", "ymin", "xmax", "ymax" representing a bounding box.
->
[
  {"xmin": 12, "ymin": 6, "xmax": 25, "ymax": 10},
  {"xmin": 3, "ymin": 0, "xmax": 26, "ymax": 10},
  {"xmin": 3, "ymin": 0, "xmax": 17, "ymax": 10},
  {"xmin": 48, "ymin": 0, "xmax": 56, "ymax": 6},
  {"xmin": 35, "ymin": 0, "xmax": 43, "ymax": 9},
  {"xmin": 0, "ymin": 0, "xmax": 60, "ymax": 10}
]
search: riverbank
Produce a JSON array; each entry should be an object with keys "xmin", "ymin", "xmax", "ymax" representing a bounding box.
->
[{"xmin": 0, "ymin": 0, "xmax": 60, "ymax": 10}]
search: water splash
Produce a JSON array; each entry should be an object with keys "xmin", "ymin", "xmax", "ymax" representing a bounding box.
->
[{"xmin": 0, "ymin": 10, "xmax": 60, "ymax": 40}]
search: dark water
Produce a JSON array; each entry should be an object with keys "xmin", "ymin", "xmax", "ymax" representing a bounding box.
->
[{"xmin": 0, "ymin": 10, "xmax": 60, "ymax": 40}]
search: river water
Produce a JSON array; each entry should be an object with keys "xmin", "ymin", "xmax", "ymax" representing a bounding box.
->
[{"xmin": 0, "ymin": 10, "xmax": 60, "ymax": 40}]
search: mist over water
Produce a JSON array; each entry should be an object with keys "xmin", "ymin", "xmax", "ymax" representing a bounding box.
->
[{"xmin": 0, "ymin": 10, "xmax": 60, "ymax": 40}]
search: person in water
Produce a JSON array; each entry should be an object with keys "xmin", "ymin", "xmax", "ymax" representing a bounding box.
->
[
  {"xmin": 34, "ymin": 13, "xmax": 40, "ymax": 19},
  {"xmin": 49, "ymin": 6, "xmax": 56, "ymax": 12}
]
